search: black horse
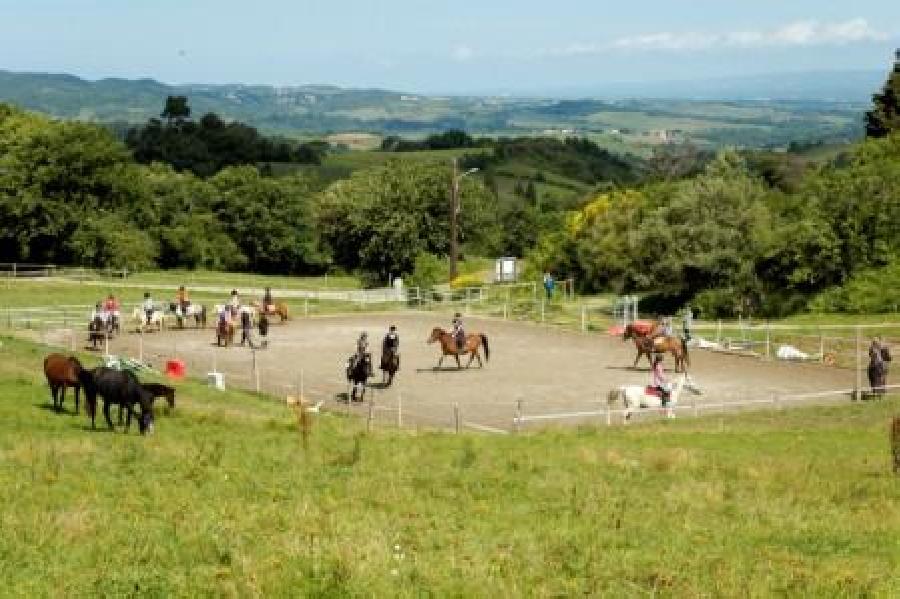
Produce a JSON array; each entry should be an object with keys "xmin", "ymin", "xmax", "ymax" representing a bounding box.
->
[
  {"xmin": 88, "ymin": 315, "xmax": 107, "ymax": 351},
  {"xmin": 380, "ymin": 347, "xmax": 400, "ymax": 387},
  {"xmin": 79, "ymin": 367, "xmax": 155, "ymax": 434},
  {"xmin": 114, "ymin": 382, "xmax": 176, "ymax": 425},
  {"xmin": 346, "ymin": 353, "xmax": 372, "ymax": 402}
]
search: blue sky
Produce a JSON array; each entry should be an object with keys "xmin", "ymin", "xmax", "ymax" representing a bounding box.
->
[{"xmin": 1, "ymin": 0, "xmax": 898, "ymax": 93}]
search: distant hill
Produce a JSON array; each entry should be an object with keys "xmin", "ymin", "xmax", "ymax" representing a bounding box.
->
[{"xmin": 0, "ymin": 69, "xmax": 867, "ymax": 146}]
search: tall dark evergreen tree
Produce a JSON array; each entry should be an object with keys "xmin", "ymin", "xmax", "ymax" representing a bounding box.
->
[{"xmin": 865, "ymin": 49, "xmax": 900, "ymax": 138}]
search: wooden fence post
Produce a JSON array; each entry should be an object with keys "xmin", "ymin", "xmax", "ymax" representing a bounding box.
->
[
  {"xmin": 515, "ymin": 400, "xmax": 523, "ymax": 433},
  {"xmin": 855, "ymin": 325, "xmax": 863, "ymax": 401},
  {"xmin": 454, "ymin": 402, "xmax": 460, "ymax": 434}
]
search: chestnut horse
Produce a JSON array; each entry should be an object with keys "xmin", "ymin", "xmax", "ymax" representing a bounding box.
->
[
  {"xmin": 250, "ymin": 300, "xmax": 289, "ymax": 323},
  {"xmin": 427, "ymin": 327, "xmax": 490, "ymax": 369},
  {"xmin": 623, "ymin": 323, "xmax": 690, "ymax": 373},
  {"xmin": 43, "ymin": 353, "xmax": 84, "ymax": 413}
]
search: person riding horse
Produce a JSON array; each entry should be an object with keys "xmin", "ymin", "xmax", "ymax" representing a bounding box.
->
[
  {"xmin": 451, "ymin": 313, "xmax": 465, "ymax": 352},
  {"xmin": 263, "ymin": 287, "xmax": 274, "ymax": 314},
  {"xmin": 228, "ymin": 289, "xmax": 241, "ymax": 319},
  {"xmin": 651, "ymin": 354, "xmax": 671, "ymax": 406},
  {"xmin": 354, "ymin": 332, "xmax": 373, "ymax": 377},
  {"xmin": 103, "ymin": 294, "xmax": 121, "ymax": 333},
  {"xmin": 142, "ymin": 292, "xmax": 155, "ymax": 326}
]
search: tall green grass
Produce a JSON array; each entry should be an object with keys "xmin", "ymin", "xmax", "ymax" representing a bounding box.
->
[{"xmin": 1, "ymin": 334, "xmax": 898, "ymax": 595}]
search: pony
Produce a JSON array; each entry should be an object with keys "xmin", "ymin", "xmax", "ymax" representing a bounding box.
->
[
  {"xmin": 380, "ymin": 345, "xmax": 400, "ymax": 386},
  {"xmin": 250, "ymin": 300, "xmax": 289, "ymax": 323},
  {"xmin": 216, "ymin": 315, "xmax": 235, "ymax": 347},
  {"xmin": 427, "ymin": 327, "xmax": 490, "ymax": 369},
  {"xmin": 346, "ymin": 353, "xmax": 372, "ymax": 402},
  {"xmin": 132, "ymin": 307, "xmax": 164, "ymax": 333},
  {"xmin": 607, "ymin": 373, "xmax": 692, "ymax": 421},
  {"xmin": 43, "ymin": 353, "xmax": 84, "ymax": 413},
  {"xmin": 623, "ymin": 323, "xmax": 690, "ymax": 373},
  {"xmin": 80, "ymin": 367, "xmax": 155, "ymax": 434},
  {"xmin": 169, "ymin": 302, "xmax": 207, "ymax": 329}
]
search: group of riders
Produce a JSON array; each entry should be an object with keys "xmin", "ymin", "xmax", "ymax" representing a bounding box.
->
[
  {"xmin": 349, "ymin": 312, "xmax": 467, "ymax": 379},
  {"xmin": 646, "ymin": 308, "xmax": 694, "ymax": 406}
]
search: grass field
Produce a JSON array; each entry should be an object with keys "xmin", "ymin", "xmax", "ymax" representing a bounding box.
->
[{"xmin": 1, "ymin": 333, "xmax": 899, "ymax": 595}]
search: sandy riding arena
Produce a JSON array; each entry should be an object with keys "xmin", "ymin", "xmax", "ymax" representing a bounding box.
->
[{"xmin": 107, "ymin": 313, "xmax": 856, "ymax": 432}]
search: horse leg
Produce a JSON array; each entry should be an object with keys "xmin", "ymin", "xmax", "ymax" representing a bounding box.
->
[
  {"xmin": 103, "ymin": 400, "xmax": 114, "ymax": 430},
  {"xmin": 74, "ymin": 385, "xmax": 80, "ymax": 415},
  {"xmin": 454, "ymin": 353, "xmax": 462, "ymax": 370},
  {"xmin": 117, "ymin": 403, "xmax": 124, "ymax": 426},
  {"xmin": 51, "ymin": 385, "xmax": 59, "ymax": 410},
  {"xmin": 437, "ymin": 354, "xmax": 445, "ymax": 370}
]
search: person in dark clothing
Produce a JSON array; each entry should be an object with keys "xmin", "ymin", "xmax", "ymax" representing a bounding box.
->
[
  {"xmin": 258, "ymin": 314, "xmax": 269, "ymax": 349},
  {"xmin": 869, "ymin": 337, "xmax": 891, "ymax": 395},
  {"xmin": 239, "ymin": 308, "xmax": 253, "ymax": 347}
]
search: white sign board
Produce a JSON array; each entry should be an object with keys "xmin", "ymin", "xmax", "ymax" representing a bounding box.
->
[{"xmin": 495, "ymin": 257, "xmax": 518, "ymax": 283}]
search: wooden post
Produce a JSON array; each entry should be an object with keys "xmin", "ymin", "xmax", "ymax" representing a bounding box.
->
[
  {"xmin": 819, "ymin": 328, "xmax": 825, "ymax": 363},
  {"xmin": 541, "ymin": 299, "xmax": 545, "ymax": 323},
  {"xmin": 454, "ymin": 402, "xmax": 460, "ymax": 434},
  {"xmin": 855, "ymin": 325, "xmax": 863, "ymax": 401},
  {"xmin": 581, "ymin": 305, "xmax": 586, "ymax": 332},
  {"xmin": 515, "ymin": 400, "xmax": 523, "ymax": 433},
  {"xmin": 367, "ymin": 399, "xmax": 374, "ymax": 432},
  {"xmin": 397, "ymin": 392, "xmax": 403, "ymax": 428}
]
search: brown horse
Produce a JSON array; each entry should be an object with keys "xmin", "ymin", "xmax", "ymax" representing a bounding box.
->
[
  {"xmin": 427, "ymin": 327, "xmax": 490, "ymax": 369},
  {"xmin": 251, "ymin": 301, "xmax": 289, "ymax": 323},
  {"xmin": 43, "ymin": 353, "xmax": 85, "ymax": 413},
  {"xmin": 216, "ymin": 319, "xmax": 235, "ymax": 347},
  {"xmin": 623, "ymin": 324, "xmax": 690, "ymax": 372}
]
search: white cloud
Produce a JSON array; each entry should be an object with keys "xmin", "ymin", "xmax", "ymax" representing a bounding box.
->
[
  {"xmin": 452, "ymin": 44, "xmax": 475, "ymax": 62},
  {"xmin": 546, "ymin": 18, "xmax": 889, "ymax": 55}
]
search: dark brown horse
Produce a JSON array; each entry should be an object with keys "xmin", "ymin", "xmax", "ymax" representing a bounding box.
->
[
  {"xmin": 115, "ymin": 382, "xmax": 176, "ymax": 424},
  {"xmin": 623, "ymin": 323, "xmax": 690, "ymax": 372},
  {"xmin": 380, "ymin": 346, "xmax": 400, "ymax": 386},
  {"xmin": 427, "ymin": 327, "xmax": 490, "ymax": 369},
  {"xmin": 216, "ymin": 318, "xmax": 235, "ymax": 347},
  {"xmin": 43, "ymin": 353, "xmax": 84, "ymax": 413}
]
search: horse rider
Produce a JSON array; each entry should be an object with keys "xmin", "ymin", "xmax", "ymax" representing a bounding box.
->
[
  {"xmin": 228, "ymin": 289, "xmax": 241, "ymax": 318},
  {"xmin": 651, "ymin": 354, "xmax": 671, "ymax": 406},
  {"xmin": 660, "ymin": 316, "xmax": 673, "ymax": 337},
  {"xmin": 103, "ymin": 293, "xmax": 120, "ymax": 317},
  {"xmin": 452, "ymin": 312, "xmax": 465, "ymax": 352},
  {"xmin": 175, "ymin": 285, "xmax": 190, "ymax": 315},
  {"xmin": 142, "ymin": 292, "xmax": 155, "ymax": 325},
  {"xmin": 382, "ymin": 325, "xmax": 400, "ymax": 368},
  {"xmin": 90, "ymin": 302, "xmax": 108, "ymax": 328},
  {"xmin": 262, "ymin": 287, "xmax": 274, "ymax": 314},
  {"xmin": 239, "ymin": 305, "xmax": 254, "ymax": 348}
]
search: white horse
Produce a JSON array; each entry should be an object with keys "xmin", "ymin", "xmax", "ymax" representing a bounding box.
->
[
  {"xmin": 607, "ymin": 373, "xmax": 693, "ymax": 421},
  {"xmin": 132, "ymin": 307, "xmax": 165, "ymax": 332}
]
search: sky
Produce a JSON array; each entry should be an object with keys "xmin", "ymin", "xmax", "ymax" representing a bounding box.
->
[{"xmin": 1, "ymin": 0, "xmax": 898, "ymax": 94}]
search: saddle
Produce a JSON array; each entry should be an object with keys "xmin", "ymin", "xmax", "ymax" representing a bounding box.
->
[{"xmin": 644, "ymin": 386, "xmax": 662, "ymax": 397}]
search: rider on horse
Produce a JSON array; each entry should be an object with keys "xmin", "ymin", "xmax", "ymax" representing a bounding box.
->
[
  {"xmin": 263, "ymin": 287, "xmax": 274, "ymax": 314},
  {"xmin": 452, "ymin": 313, "xmax": 465, "ymax": 351},
  {"xmin": 103, "ymin": 294, "xmax": 120, "ymax": 315},
  {"xmin": 142, "ymin": 292, "xmax": 155, "ymax": 325},
  {"xmin": 90, "ymin": 302, "xmax": 108, "ymax": 327},
  {"xmin": 229, "ymin": 289, "xmax": 240, "ymax": 318},
  {"xmin": 175, "ymin": 285, "xmax": 190, "ymax": 315},
  {"xmin": 651, "ymin": 354, "xmax": 671, "ymax": 406},
  {"xmin": 354, "ymin": 332, "xmax": 373, "ymax": 377},
  {"xmin": 381, "ymin": 325, "xmax": 399, "ymax": 367}
]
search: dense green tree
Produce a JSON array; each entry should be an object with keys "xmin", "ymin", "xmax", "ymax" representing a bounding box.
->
[
  {"xmin": 161, "ymin": 95, "xmax": 191, "ymax": 124},
  {"xmin": 865, "ymin": 49, "xmax": 900, "ymax": 138}
]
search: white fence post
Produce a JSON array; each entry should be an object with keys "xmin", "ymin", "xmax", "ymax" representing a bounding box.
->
[
  {"xmin": 581, "ymin": 305, "xmax": 586, "ymax": 332},
  {"xmin": 397, "ymin": 392, "xmax": 403, "ymax": 429},
  {"xmin": 454, "ymin": 402, "xmax": 460, "ymax": 434}
]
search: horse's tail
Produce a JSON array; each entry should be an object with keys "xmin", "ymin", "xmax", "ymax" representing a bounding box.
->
[
  {"xmin": 681, "ymin": 336, "xmax": 690, "ymax": 368},
  {"xmin": 480, "ymin": 334, "xmax": 490, "ymax": 361}
]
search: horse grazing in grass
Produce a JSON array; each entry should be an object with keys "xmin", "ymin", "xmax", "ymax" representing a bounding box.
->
[
  {"xmin": 623, "ymin": 323, "xmax": 690, "ymax": 372},
  {"xmin": 80, "ymin": 367, "xmax": 155, "ymax": 434},
  {"xmin": 427, "ymin": 327, "xmax": 490, "ymax": 369},
  {"xmin": 43, "ymin": 353, "xmax": 84, "ymax": 413},
  {"xmin": 346, "ymin": 353, "xmax": 372, "ymax": 402},
  {"xmin": 114, "ymin": 382, "xmax": 176, "ymax": 424},
  {"xmin": 607, "ymin": 373, "xmax": 691, "ymax": 421},
  {"xmin": 250, "ymin": 300, "xmax": 289, "ymax": 323}
]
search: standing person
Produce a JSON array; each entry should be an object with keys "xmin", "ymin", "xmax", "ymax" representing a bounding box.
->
[
  {"xmin": 142, "ymin": 292, "xmax": 155, "ymax": 325},
  {"xmin": 258, "ymin": 314, "xmax": 269, "ymax": 349},
  {"xmin": 682, "ymin": 305, "xmax": 693, "ymax": 342},
  {"xmin": 175, "ymin": 285, "xmax": 190, "ymax": 315},
  {"xmin": 869, "ymin": 337, "xmax": 891, "ymax": 396},
  {"xmin": 381, "ymin": 325, "xmax": 400, "ymax": 365},
  {"xmin": 239, "ymin": 306, "xmax": 254, "ymax": 347},
  {"xmin": 651, "ymin": 354, "xmax": 671, "ymax": 406},
  {"xmin": 228, "ymin": 289, "xmax": 240, "ymax": 319},
  {"xmin": 543, "ymin": 272, "xmax": 555, "ymax": 300}
]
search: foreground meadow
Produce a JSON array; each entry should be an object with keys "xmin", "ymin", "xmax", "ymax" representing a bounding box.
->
[{"xmin": 0, "ymin": 335, "xmax": 898, "ymax": 596}]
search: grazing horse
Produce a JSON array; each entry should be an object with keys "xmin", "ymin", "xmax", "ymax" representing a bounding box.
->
[
  {"xmin": 43, "ymin": 353, "xmax": 84, "ymax": 413},
  {"xmin": 607, "ymin": 373, "xmax": 691, "ymax": 421},
  {"xmin": 427, "ymin": 327, "xmax": 490, "ymax": 369},
  {"xmin": 380, "ymin": 346, "xmax": 400, "ymax": 386},
  {"xmin": 623, "ymin": 323, "xmax": 690, "ymax": 372},
  {"xmin": 88, "ymin": 315, "xmax": 107, "ymax": 351},
  {"xmin": 250, "ymin": 300, "xmax": 289, "ymax": 323},
  {"xmin": 80, "ymin": 367, "xmax": 155, "ymax": 434},
  {"xmin": 169, "ymin": 303, "xmax": 207, "ymax": 329},
  {"xmin": 346, "ymin": 353, "xmax": 372, "ymax": 402},
  {"xmin": 115, "ymin": 382, "xmax": 176, "ymax": 424}
]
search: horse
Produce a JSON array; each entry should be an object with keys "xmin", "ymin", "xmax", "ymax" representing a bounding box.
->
[
  {"xmin": 43, "ymin": 353, "xmax": 84, "ymax": 413},
  {"xmin": 607, "ymin": 373, "xmax": 691, "ymax": 421},
  {"xmin": 216, "ymin": 316, "xmax": 235, "ymax": 347},
  {"xmin": 169, "ymin": 302, "xmax": 207, "ymax": 329},
  {"xmin": 80, "ymin": 367, "xmax": 155, "ymax": 434},
  {"xmin": 250, "ymin": 300, "xmax": 289, "ymax": 323},
  {"xmin": 106, "ymin": 311, "xmax": 121, "ymax": 336},
  {"xmin": 346, "ymin": 353, "xmax": 372, "ymax": 402},
  {"xmin": 88, "ymin": 315, "xmax": 107, "ymax": 351},
  {"xmin": 380, "ymin": 346, "xmax": 400, "ymax": 386},
  {"xmin": 132, "ymin": 307, "xmax": 164, "ymax": 333},
  {"xmin": 114, "ymin": 382, "xmax": 176, "ymax": 424},
  {"xmin": 427, "ymin": 327, "xmax": 490, "ymax": 369},
  {"xmin": 623, "ymin": 323, "xmax": 689, "ymax": 372}
]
